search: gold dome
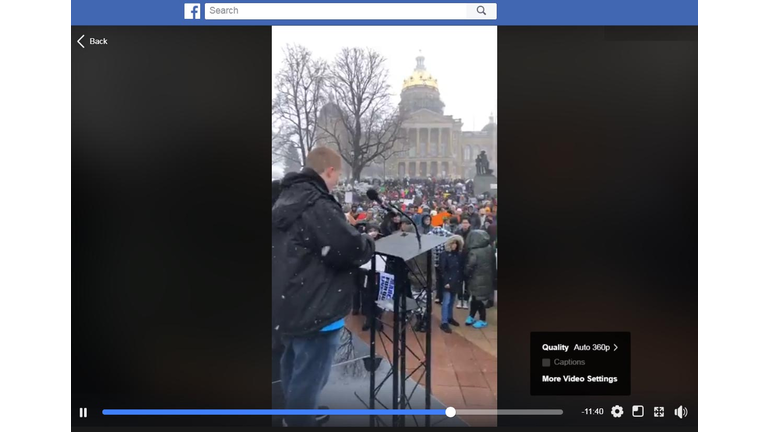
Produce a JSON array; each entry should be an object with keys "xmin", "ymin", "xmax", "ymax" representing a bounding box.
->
[{"xmin": 402, "ymin": 54, "xmax": 439, "ymax": 90}]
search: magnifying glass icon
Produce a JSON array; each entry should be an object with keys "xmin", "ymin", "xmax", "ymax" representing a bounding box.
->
[{"xmin": 476, "ymin": 5, "xmax": 486, "ymax": 15}]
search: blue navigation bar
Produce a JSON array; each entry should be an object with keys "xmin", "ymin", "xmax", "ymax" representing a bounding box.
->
[
  {"xmin": 102, "ymin": 409, "xmax": 448, "ymax": 415},
  {"xmin": 72, "ymin": 0, "xmax": 697, "ymax": 26}
]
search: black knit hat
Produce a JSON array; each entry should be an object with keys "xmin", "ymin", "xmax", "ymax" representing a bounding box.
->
[{"xmin": 366, "ymin": 224, "xmax": 381, "ymax": 233}]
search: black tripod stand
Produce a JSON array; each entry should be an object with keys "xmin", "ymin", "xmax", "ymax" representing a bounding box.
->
[{"xmin": 358, "ymin": 232, "xmax": 448, "ymax": 427}]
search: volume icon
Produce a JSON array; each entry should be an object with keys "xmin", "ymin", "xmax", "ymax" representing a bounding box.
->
[{"xmin": 674, "ymin": 405, "xmax": 688, "ymax": 419}]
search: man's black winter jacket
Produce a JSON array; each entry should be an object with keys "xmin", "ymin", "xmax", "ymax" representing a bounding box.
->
[{"xmin": 272, "ymin": 168, "xmax": 375, "ymax": 336}]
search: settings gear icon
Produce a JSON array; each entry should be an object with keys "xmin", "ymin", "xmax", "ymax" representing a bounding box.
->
[{"xmin": 611, "ymin": 405, "xmax": 624, "ymax": 418}]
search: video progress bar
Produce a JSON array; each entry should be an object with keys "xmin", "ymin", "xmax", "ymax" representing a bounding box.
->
[
  {"xmin": 103, "ymin": 410, "xmax": 444, "ymax": 416},
  {"xmin": 102, "ymin": 409, "xmax": 563, "ymax": 416}
]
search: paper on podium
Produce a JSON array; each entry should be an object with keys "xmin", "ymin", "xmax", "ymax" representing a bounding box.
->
[{"xmin": 360, "ymin": 255, "xmax": 387, "ymax": 271}]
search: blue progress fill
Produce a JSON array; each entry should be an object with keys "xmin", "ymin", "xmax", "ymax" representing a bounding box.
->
[{"xmin": 102, "ymin": 409, "xmax": 447, "ymax": 415}]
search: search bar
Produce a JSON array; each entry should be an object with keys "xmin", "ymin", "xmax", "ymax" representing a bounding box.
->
[{"xmin": 204, "ymin": 3, "xmax": 497, "ymax": 20}]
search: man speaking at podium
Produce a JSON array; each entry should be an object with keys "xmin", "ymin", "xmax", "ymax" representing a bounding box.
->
[{"xmin": 272, "ymin": 147, "xmax": 375, "ymax": 426}]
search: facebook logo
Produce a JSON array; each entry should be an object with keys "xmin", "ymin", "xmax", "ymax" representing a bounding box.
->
[{"xmin": 184, "ymin": 3, "xmax": 201, "ymax": 20}]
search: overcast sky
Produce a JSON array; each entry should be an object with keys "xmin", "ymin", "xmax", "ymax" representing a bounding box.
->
[{"xmin": 272, "ymin": 26, "xmax": 498, "ymax": 131}]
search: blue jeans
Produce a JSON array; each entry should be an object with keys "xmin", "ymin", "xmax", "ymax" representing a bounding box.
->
[
  {"xmin": 281, "ymin": 329, "xmax": 342, "ymax": 426},
  {"xmin": 441, "ymin": 291, "xmax": 456, "ymax": 324}
]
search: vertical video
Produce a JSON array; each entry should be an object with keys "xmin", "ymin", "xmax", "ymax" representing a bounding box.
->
[{"xmin": 271, "ymin": 26, "xmax": 498, "ymax": 427}]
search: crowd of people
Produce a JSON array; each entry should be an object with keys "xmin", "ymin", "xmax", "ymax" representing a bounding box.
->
[{"xmin": 339, "ymin": 177, "xmax": 498, "ymax": 333}]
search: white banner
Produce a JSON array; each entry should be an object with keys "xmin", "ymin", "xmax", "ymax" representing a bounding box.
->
[
  {"xmin": 344, "ymin": 191, "xmax": 353, "ymax": 204},
  {"xmin": 378, "ymin": 272, "xmax": 395, "ymax": 301}
]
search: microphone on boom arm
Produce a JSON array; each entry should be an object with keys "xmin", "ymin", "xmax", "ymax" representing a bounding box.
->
[{"xmin": 366, "ymin": 188, "xmax": 421, "ymax": 249}]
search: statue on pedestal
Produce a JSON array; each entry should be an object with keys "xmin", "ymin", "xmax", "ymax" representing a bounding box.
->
[
  {"xmin": 479, "ymin": 150, "xmax": 493, "ymax": 176},
  {"xmin": 470, "ymin": 151, "xmax": 497, "ymax": 197}
]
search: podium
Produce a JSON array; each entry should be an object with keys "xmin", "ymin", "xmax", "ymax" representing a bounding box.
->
[{"xmin": 362, "ymin": 232, "xmax": 449, "ymax": 427}]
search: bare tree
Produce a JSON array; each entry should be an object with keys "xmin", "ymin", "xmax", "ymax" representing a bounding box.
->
[
  {"xmin": 271, "ymin": 136, "xmax": 282, "ymax": 166},
  {"xmin": 273, "ymin": 45, "xmax": 328, "ymax": 167},
  {"xmin": 271, "ymin": 104, "xmax": 284, "ymax": 166},
  {"xmin": 283, "ymin": 146, "xmax": 302, "ymax": 173},
  {"xmin": 320, "ymin": 47, "xmax": 406, "ymax": 181}
]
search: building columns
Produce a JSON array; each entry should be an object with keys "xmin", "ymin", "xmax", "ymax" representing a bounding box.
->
[
  {"xmin": 442, "ymin": 127, "xmax": 450, "ymax": 157},
  {"xmin": 427, "ymin": 128, "xmax": 431, "ymax": 156}
]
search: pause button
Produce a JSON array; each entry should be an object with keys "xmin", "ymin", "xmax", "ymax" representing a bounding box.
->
[{"xmin": 79, "ymin": 408, "xmax": 88, "ymax": 418}]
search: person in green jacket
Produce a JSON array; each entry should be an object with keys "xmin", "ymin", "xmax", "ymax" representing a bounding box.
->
[{"xmin": 464, "ymin": 230, "xmax": 495, "ymax": 329}]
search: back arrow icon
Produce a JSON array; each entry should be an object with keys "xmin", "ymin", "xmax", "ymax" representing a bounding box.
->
[{"xmin": 78, "ymin": 35, "xmax": 85, "ymax": 48}]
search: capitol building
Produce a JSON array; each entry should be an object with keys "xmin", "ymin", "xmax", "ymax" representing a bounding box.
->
[
  {"xmin": 319, "ymin": 53, "xmax": 496, "ymax": 180},
  {"xmin": 391, "ymin": 53, "xmax": 496, "ymax": 179}
]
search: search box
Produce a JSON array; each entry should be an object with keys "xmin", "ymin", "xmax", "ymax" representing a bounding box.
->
[{"xmin": 204, "ymin": 3, "xmax": 497, "ymax": 20}]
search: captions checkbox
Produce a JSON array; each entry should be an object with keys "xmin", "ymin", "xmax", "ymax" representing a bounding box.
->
[{"xmin": 542, "ymin": 358, "xmax": 551, "ymax": 367}]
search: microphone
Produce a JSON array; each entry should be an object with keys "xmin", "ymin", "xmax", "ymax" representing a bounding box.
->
[
  {"xmin": 366, "ymin": 188, "xmax": 390, "ymax": 209},
  {"xmin": 367, "ymin": 189, "xmax": 421, "ymax": 249}
]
